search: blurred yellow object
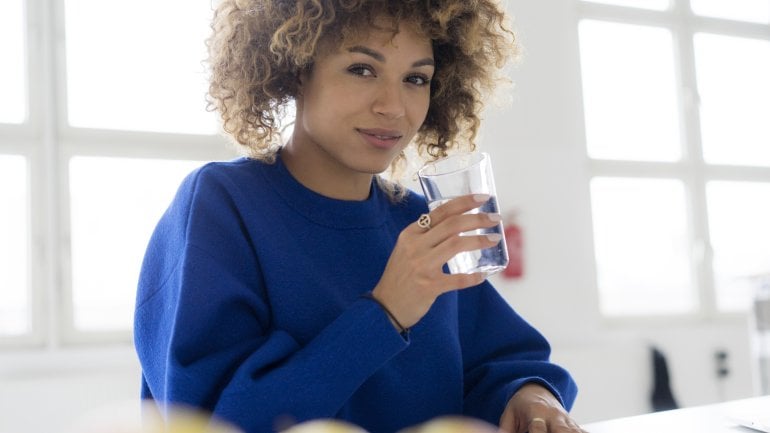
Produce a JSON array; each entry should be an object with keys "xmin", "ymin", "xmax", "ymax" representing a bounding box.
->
[
  {"xmin": 141, "ymin": 404, "xmax": 243, "ymax": 433},
  {"xmin": 66, "ymin": 401, "xmax": 243, "ymax": 433},
  {"xmin": 397, "ymin": 416, "xmax": 503, "ymax": 433},
  {"xmin": 282, "ymin": 419, "xmax": 370, "ymax": 433},
  {"xmin": 68, "ymin": 402, "xmax": 500, "ymax": 433}
]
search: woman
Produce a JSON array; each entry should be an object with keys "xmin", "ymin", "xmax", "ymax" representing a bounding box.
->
[{"xmin": 134, "ymin": 1, "xmax": 584, "ymax": 432}]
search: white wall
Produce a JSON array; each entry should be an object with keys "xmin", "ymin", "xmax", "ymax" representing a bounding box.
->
[
  {"xmin": 0, "ymin": 0, "xmax": 762, "ymax": 431},
  {"xmin": 0, "ymin": 347, "xmax": 141, "ymax": 433}
]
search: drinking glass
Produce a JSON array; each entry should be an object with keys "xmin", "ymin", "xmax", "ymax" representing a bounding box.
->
[{"xmin": 418, "ymin": 152, "xmax": 508, "ymax": 276}]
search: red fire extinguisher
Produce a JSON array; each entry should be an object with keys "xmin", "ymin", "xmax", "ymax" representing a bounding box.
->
[{"xmin": 503, "ymin": 214, "xmax": 524, "ymax": 279}]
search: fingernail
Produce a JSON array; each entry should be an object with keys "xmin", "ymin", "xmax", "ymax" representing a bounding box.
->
[
  {"xmin": 485, "ymin": 233, "xmax": 502, "ymax": 242},
  {"xmin": 473, "ymin": 194, "xmax": 490, "ymax": 203},
  {"xmin": 487, "ymin": 213, "xmax": 502, "ymax": 222}
]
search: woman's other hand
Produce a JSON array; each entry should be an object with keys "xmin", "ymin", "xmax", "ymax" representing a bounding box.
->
[{"xmin": 499, "ymin": 384, "xmax": 588, "ymax": 433}]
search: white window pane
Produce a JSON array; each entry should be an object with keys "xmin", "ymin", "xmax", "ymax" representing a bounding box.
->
[
  {"xmin": 579, "ymin": 21, "xmax": 681, "ymax": 162},
  {"xmin": 0, "ymin": 155, "xmax": 30, "ymax": 335},
  {"xmin": 0, "ymin": 0, "xmax": 27, "ymax": 124},
  {"xmin": 707, "ymin": 181, "xmax": 770, "ymax": 311},
  {"xmin": 581, "ymin": 0, "xmax": 670, "ymax": 10},
  {"xmin": 69, "ymin": 157, "xmax": 204, "ymax": 331},
  {"xmin": 64, "ymin": 0, "xmax": 217, "ymax": 134},
  {"xmin": 591, "ymin": 177, "xmax": 694, "ymax": 315},
  {"xmin": 691, "ymin": 0, "xmax": 770, "ymax": 24},
  {"xmin": 694, "ymin": 34, "xmax": 770, "ymax": 167}
]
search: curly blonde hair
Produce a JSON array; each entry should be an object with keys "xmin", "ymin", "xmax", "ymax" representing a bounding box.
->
[{"xmin": 206, "ymin": 0, "xmax": 516, "ymax": 195}]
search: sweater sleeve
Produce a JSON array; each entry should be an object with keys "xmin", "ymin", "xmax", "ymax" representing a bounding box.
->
[
  {"xmin": 133, "ymin": 167, "xmax": 408, "ymax": 432},
  {"xmin": 457, "ymin": 283, "xmax": 578, "ymax": 424}
]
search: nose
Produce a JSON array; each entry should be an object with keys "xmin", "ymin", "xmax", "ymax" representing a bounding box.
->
[{"xmin": 372, "ymin": 82, "xmax": 406, "ymax": 120}]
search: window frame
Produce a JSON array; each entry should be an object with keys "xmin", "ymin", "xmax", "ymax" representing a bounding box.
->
[
  {"xmin": 0, "ymin": 0, "xmax": 234, "ymax": 348},
  {"xmin": 578, "ymin": 0, "xmax": 770, "ymax": 320}
]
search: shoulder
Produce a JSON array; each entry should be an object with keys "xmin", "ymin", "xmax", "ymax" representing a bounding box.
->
[
  {"xmin": 157, "ymin": 157, "xmax": 274, "ymax": 232},
  {"xmin": 392, "ymin": 187, "xmax": 430, "ymax": 214},
  {"xmin": 379, "ymin": 187, "xmax": 430, "ymax": 230},
  {"xmin": 176, "ymin": 157, "xmax": 271, "ymax": 202},
  {"xmin": 191, "ymin": 157, "xmax": 268, "ymax": 186}
]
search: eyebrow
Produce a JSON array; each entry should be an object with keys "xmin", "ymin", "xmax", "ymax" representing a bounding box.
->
[{"xmin": 348, "ymin": 45, "xmax": 435, "ymax": 68}]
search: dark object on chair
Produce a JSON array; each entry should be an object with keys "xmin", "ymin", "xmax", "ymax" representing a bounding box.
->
[{"xmin": 650, "ymin": 346, "xmax": 679, "ymax": 412}]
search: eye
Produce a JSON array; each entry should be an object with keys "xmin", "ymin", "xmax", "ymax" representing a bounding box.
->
[
  {"xmin": 348, "ymin": 63, "xmax": 375, "ymax": 77},
  {"xmin": 406, "ymin": 74, "xmax": 431, "ymax": 86}
]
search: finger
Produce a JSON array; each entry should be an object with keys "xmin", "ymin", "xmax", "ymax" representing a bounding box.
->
[
  {"xmin": 567, "ymin": 418, "xmax": 589, "ymax": 433},
  {"xmin": 527, "ymin": 418, "xmax": 547, "ymax": 433},
  {"xmin": 425, "ymin": 211, "xmax": 501, "ymax": 245},
  {"xmin": 429, "ymin": 232, "xmax": 503, "ymax": 268},
  {"xmin": 419, "ymin": 193, "xmax": 490, "ymax": 230},
  {"xmin": 415, "ymin": 212, "xmax": 501, "ymax": 263},
  {"xmin": 548, "ymin": 417, "xmax": 586, "ymax": 433},
  {"xmin": 499, "ymin": 410, "xmax": 515, "ymax": 433},
  {"xmin": 440, "ymin": 271, "xmax": 486, "ymax": 292}
]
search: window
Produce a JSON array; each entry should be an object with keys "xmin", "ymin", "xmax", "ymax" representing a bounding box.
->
[
  {"xmin": 64, "ymin": 0, "xmax": 216, "ymax": 134},
  {"xmin": 578, "ymin": 0, "xmax": 770, "ymax": 316},
  {"xmin": 590, "ymin": 177, "xmax": 693, "ymax": 315},
  {"xmin": 0, "ymin": 1, "xmax": 234, "ymax": 345},
  {"xmin": 707, "ymin": 182, "xmax": 770, "ymax": 311},
  {"xmin": 68, "ymin": 157, "xmax": 204, "ymax": 332},
  {"xmin": 690, "ymin": 0, "xmax": 770, "ymax": 24},
  {"xmin": 0, "ymin": 156, "xmax": 30, "ymax": 336},
  {"xmin": 0, "ymin": 0, "xmax": 26, "ymax": 123},
  {"xmin": 582, "ymin": 0, "xmax": 670, "ymax": 11},
  {"xmin": 694, "ymin": 34, "xmax": 770, "ymax": 167},
  {"xmin": 579, "ymin": 20, "xmax": 680, "ymax": 162}
]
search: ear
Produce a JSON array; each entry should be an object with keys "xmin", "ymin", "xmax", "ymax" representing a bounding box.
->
[
  {"xmin": 293, "ymin": 72, "xmax": 305, "ymax": 110},
  {"xmin": 295, "ymin": 64, "xmax": 313, "ymax": 94},
  {"xmin": 296, "ymin": 67, "xmax": 308, "ymax": 90}
]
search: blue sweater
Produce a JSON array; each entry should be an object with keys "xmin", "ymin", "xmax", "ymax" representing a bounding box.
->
[{"xmin": 134, "ymin": 156, "xmax": 577, "ymax": 433}]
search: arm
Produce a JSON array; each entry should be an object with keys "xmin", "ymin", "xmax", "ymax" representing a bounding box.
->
[
  {"xmin": 134, "ymin": 168, "xmax": 407, "ymax": 432},
  {"xmin": 457, "ymin": 284, "xmax": 578, "ymax": 425}
]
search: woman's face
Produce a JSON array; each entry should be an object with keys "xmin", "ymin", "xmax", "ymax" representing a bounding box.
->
[{"xmin": 292, "ymin": 21, "xmax": 434, "ymax": 180}]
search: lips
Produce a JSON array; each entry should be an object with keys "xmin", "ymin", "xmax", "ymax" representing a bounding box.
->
[{"xmin": 357, "ymin": 128, "xmax": 403, "ymax": 150}]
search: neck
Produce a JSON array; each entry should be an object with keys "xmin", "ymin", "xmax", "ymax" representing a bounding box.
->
[{"xmin": 280, "ymin": 139, "xmax": 374, "ymax": 201}]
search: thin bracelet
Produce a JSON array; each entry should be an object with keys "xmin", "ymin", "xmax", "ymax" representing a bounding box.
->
[{"xmin": 359, "ymin": 292, "xmax": 410, "ymax": 337}]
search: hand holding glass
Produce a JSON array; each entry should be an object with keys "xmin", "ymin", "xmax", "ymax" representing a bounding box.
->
[{"xmin": 418, "ymin": 152, "xmax": 509, "ymax": 276}]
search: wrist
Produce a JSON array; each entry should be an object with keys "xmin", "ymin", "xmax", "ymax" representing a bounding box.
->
[{"xmin": 360, "ymin": 292, "xmax": 410, "ymax": 338}]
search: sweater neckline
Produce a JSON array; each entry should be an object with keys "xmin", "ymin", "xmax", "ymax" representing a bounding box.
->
[{"xmin": 259, "ymin": 153, "xmax": 388, "ymax": 229}]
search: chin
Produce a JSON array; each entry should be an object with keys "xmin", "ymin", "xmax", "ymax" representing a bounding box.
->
[{"xmin": 355, "ymin": 159, "xmax": 397, "ymax": 176}]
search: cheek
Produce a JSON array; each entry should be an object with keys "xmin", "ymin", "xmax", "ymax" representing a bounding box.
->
[
  {"xmin": 305, "ymin": 84, "xmax": 366, "ymax": 124},
  {"xmin": 301, "ymin": 106, "xmax": 336, "ymax": 141},
  {"xmin": 301, "ymin": 88, "xmax": 341, "ymax": 130},
  {"xmin": 408, "ymin": 93, "xmax": 431, "ymax": 128}
]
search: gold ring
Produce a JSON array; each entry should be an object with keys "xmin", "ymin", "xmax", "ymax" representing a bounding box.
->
[
  {"xmin": 529, "ymin": 417, "xmax": 546, "ymax": 425},
  {"xmin": 417, "ymin": 213, "xmax": 431, "ymax": 230}
]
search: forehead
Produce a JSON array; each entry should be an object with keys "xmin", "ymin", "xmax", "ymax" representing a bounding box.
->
[{"xmin": 318, "ymin": 17, "xmax": 431, "ymax": 57}]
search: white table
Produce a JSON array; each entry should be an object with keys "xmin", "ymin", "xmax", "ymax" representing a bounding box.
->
[{"xmin": 583, "ymin": 396, "xmax": 770, "ymax": 433}]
